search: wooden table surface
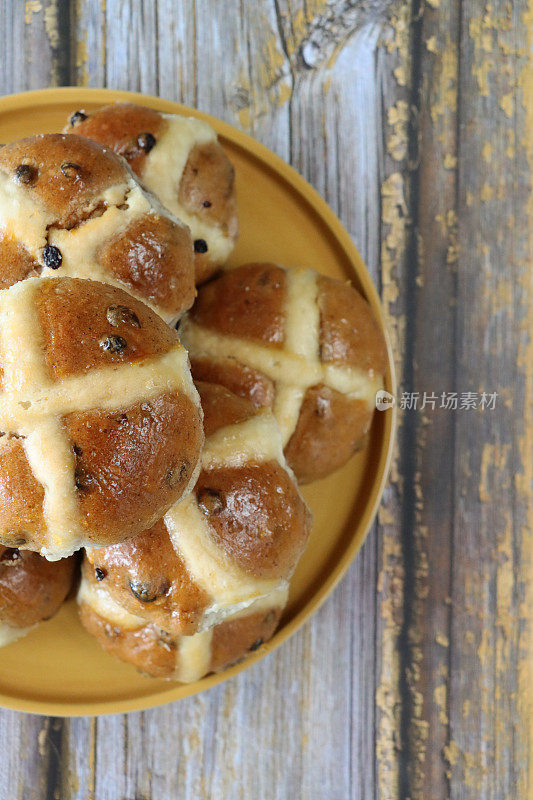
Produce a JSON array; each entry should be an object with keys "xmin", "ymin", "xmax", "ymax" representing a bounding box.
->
[{"xmin": 0, "ymin": 1, "xmax": 530, "ymax": 798}]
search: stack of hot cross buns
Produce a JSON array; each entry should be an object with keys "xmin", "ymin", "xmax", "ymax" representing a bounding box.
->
[{"xmin": 0, "ymin": 103, "xmax": 386, "ymax": 681}]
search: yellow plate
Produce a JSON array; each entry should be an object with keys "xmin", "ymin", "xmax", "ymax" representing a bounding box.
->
[{"xmin": 0, "ymin": 88, "xmax": 396, "ymax": 716}]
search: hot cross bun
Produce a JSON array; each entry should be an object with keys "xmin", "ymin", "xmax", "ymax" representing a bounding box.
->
[
  {"xmin": 180, "ymin": 263, "xmax": 388, "ymax": 483},
  {"xmin": 0, "ymin": 133, "xmax": 195, "ymax": 323},
  {"xmin": 83, "ymin": 381, "xmax": 311, "ymax": 640},
  {"xmin": 78, "ymin": 562, "xmax": 285, "ymax": 682},
  {"xmin": 0, "ymin": 276, "xmax": 203, "ymax": 559},
  {"xmin": 0, "ymin": 547, "xmax": 76, "ymax": 647},
  {"xmin": 65, "ymin": 103, "xmax": 238, "ymax": 284}
]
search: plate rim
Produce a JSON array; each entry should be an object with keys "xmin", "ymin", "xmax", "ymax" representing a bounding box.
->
[{"xmin": 0, "ymin": 86, "xmax": 397, "ymax": 716}]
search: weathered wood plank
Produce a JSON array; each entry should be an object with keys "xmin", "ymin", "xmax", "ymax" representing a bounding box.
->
[
  {"xmin": 448, "ymin": 2, "xmax": 531, "ymax": 798},
  {"xmin": 0, "ymin": 0, "xmax": 70, "ymax": 95},
  {"xmin": 400, "ymin": 1, "xmax": 461, "ymax": 797},
  {"xmin": 373, "ymin": 3, "xmax": 414, "ymax": 798}
]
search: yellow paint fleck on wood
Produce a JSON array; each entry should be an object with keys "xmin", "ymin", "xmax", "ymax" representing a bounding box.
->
[
  {"xmin": 506, "ymin": 129, "xmax": 516, "ymax": 159},
  {"xmin": 387, "ymin": 100, "xmax": 410, "ymax": 162},
  {"xmin": 482, "ymin": 141, "xmax": 493, "ymax": 162},
  {"xmin": 283, "ymin": 1, "xmax": 328, "ymax": 61},
  {"xmin": 378, "ymin": 506, "xmax": 396, "ymax": 526},
  {"xmin": 480, "ymin": 182, "xmax": 493, "ymax": 202},
  {"xmin": 443, "ymin": 739, "xmax": 460, "ymax": 780},
  {"xmin": 477, "ymin": 627, "xmax": 491, "ymax": 665},
  {"xmin": 500, "ymin": 91, "xmax": 513, "ymax": 117},
  {"xmin": 24, "ymin": 0, "xmax": 42, "ymax": 24},
  {"xmin": 231, "ymin": 25, "xmax": 293, "ymax": 132},
  {"xmin": 426, "ymin": 35, "xmax": 438, "ymax": 53},
  {"xmin": 490, "ymin": 277, "xmax": 513, "ymax": 315},
  {"xmin": 381, "ymin": 172, "xmax": 408, "ymax": 387},
  {"xmin": 76, "ymin": 37, "xmax": 89, "ymax": 86},
  {"xmin": 43, "ymin": 1, "xmax": 59, "ymax": 49},
  {"xmin": 37, "ymin": 722, "xmax": 48, "ymax": 757},
  {"xmin": 429, "ymin": 35, "xmax": 458, "ymax": 137},
  {"xmin": 472, "ymin": 56, "xmax": 494, "ymax": 97},
  {"xmin": 393, "ymin": 65, "xmax": 407, "ymax": 87},
  {"xmin": 479, "ymin": 443, "xmax": 511, "ymax": 502},
  {"xmin": 443, "ymin": 153, "xmax": 457, "ymax": 169},
  {"xmin": 74, "ymin": 0, "xmax": 89, "ymax": 86},
  {"xmin": 436, "ymin": 633, "xmax": 449, "ymax": 647},
  {"xmin": 434, "ymin": 684, "xmax": 448, "ymax": 725}
]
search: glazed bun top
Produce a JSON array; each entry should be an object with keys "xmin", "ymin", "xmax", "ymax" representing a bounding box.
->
[
  {"xmin": 86, "ymin": 381, "xmax": 311, "ymax": 636},
  {"xmin": 0, "ymin": 276, "xmax": 204, "ymax": 560},
  {"xmin": 65, "ymin": 103, "xmax": 238, "ymax": 284},
  {"xmin": 0, "ymin": 546, "xmax": 75, "ymax": 632},
  {"xmin": 181, "ymin": 263, "xmax": 387, "ymax": 432},
  {"xmin": 0, "ymin": 133, "xmax": 195, "ymax": 322}
]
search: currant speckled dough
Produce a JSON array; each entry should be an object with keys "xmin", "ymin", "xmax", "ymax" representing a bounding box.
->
[
  {"xmin": 0, "ymin": 546, "xmax": 76, "ymax": 648},
  {"xmin": 179, "ymin": 262, "xmax": 388, "ymax": 483},
  {"xmin": 0, "ymin": 133, "xmax": 195, "ymax": 323},
  {"xmin": 0, "ymin": 276, "xmax": 204, "ymax": 560},
  {"xmin": 78, "ymin": 563, "xmax": 286, "ymax": 682},
  {"xmin": 65, "ymin": 103, "xmax": 238, "ymax": 285},
  {"xmin": 83, "ymin": 382, "xmax": 311, "ymax": 644}
]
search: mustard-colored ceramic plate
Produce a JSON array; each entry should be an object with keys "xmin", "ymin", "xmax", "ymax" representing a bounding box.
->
[{"xmin": 0, "ymin": 88, "xmax": 396, "ymax": 716}]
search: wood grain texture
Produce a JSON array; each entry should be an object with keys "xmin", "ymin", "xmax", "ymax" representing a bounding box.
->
[{"xmin": 0, "ymin": 1, "xmax": 530, "ymax": 799}]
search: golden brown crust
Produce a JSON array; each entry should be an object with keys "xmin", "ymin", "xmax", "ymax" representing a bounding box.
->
[
  {"xmin": 178, "ymin": 141, "xmax": 238, "ymax": 284},
  {"xmin": 317, "ymin": 274, "xmax": 387, "ymax": 371},
  {"xmin": 99, "ymin": 213, "xmax": 195, "ymax": 317},
  {"xmin": 65, "ymin": 391, "xmax": 203, "ymax": 545},
  {"xmin": 79, "ymin": 383, "xmax": 308, "ymax": 638},
  {"xmin": 36, "ymin": 277, "xmax": 177, "ymax": 380},
  {"xmin": 209, "ymin": 607, "xmax": 282, "ymax": 672},
  {"xmin": 195, "ymin": 460, "xmax": 311, "ymax": 579},
  {"xmin": 179, "ymin": 141, "xmax": 237, "ymax": 236},
  {"xmin": 0, "ymin": 437, "xmax": 46, "ymax": 550},
  {"xmin": 67, "ymin": 104, "xmax": 238, "ymax": 285},
  {"xmin": 195, "ymin": 380, "xmax": 256, "ymax": 437},
  {"xmin": 87, "ymin": 520, "xmax": 209, "ymax": 635},
  {"xmin": 0, "ymin": 134, "xmax": 125, "ymax": 228},
  {"xmin": 190, "ymin": 357, "xmax": 275, "ymax": 409},
  {"xmin": 0, "ymin": 547, "xmax": 76, "ymax": 628},
  {"xmin": 79, "ymin": 595, "xmax": 283, "ymax": 681},
  {"xmin": 0, "ymin": 232, "xmax": 39, "ymax": 290},
  {"xmin": 284, "ymin": 385, "xmax": 372, "ymax": 484},
  {"xmin": 67, "ymin": 103, "xmax": 167, "ymax": 175},
  {"xmin": 82, "ymin": 384, "xmax": 302, "ymax": 634},
  {"xmin": 0, "ymin": 277, "xmax": 203, "ymax": 556},
  {"xmin": 190, "ymin": 263, "xmax": 286, "ymax": 345},
  {"xmin": 186, "ymin": 263, "xmax": 387, "ymax": 483},
  {"xmin": 78, "ymin": 566, "xmax": 284, "ymax": 681},
  {"xmin": 79, "ymin": 599, "xmax": 177, "ymax": 679},
  {"xmin": 0, "ymin": 133, "xmax": 196, "ymax": 320}
]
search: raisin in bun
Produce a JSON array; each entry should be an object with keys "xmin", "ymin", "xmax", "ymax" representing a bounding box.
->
[
  {"xmin": 180, "ymin": 263, "xmax": 388, "ymax": 483},
  {"xmin": 0, "ymin": 133, "xmax": 195, "ymax": 323},
  {"xmin": 0, "ymin": 276, "xmax": 203, "ymax": 559},
  {"xmin": 79, "ymin": 560, "xmax": 285, "ymax": 682},
  {"xmin": 0, "ymin": 547, "xmax": 76, "ymax": 647},
  {"xmin": 84, "ymin": 382, "xmax": 311, "ymax": 637},
  {"xmin": 65, "ymin": 103, "xmax": 238, "ymax": 284}
]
